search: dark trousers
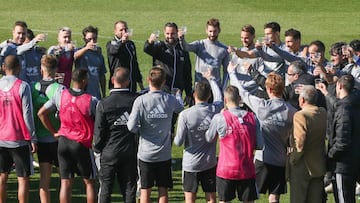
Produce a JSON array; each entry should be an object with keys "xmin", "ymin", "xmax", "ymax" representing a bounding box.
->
[
  {"xmin": 332, "ymin": 173, "xmax": 356, "ymax": 203},
  {"xmin": 98, "ymin": 154, "xmax": 137, "ymax": 203}
]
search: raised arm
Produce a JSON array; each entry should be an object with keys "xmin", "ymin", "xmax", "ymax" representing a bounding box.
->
[
  {"xmin": 270, "ymin": 43, "xmax": 304, "ymax": 63},
  {"xmin": 203, "ymin": 69, "xmax": 223, "ymax": 106},
  {"xmin": 17, "ymin": 33, "xmax": 46, "ymax": 55},
  {"xmin": 258, "ymin": 47, "xmax": 284, "ymax": 63},
  {"xmin": 227, "ymin": 63, "xmax": 267, "ymax": 115},
  {"xmin": 179, "ymin": 38, "xmax": 200, "ymax": 53},
  {"xmin": 74, "ymin": 41, "xmax": 96, "ymax": 60}
]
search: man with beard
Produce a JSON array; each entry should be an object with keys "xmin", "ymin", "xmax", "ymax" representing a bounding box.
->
[
  {"xmin": 0, "ymin": 21, "xmax": 46, "ymax": 72},
  {"xmin": 263, "ymin": 28, "xmax": 308, "ymax": 66},
  {"xmin": 227, "ymin": 24, "xmax": 259, "ymax": 95},
  {"xmin": 179, "ymin": 18, "xmax": 229, "ymax": 90},
  {"xmin": 144, "ymin": 22, "xmax": 192, "ymax": 103},
  {"xmin": 107, "ymin": 20, "xmax": 144, "ymax": 92}
]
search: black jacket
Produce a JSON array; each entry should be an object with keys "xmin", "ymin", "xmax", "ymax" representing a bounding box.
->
[
  {"xmin": 93, "ymin": 89, "xmax": 138, "ymax": 162},
  {"xmin": 283, "ymin": 73, "xmax": 326, "ymax": 110},
  {"xmin": 327, "ymin": 92, "xmax": 360, "ymax": 174},
  {"xmin": 106, "ymin": 38, "xmax": 143, "ymax": 92},
  {"xmin": 144, "ymin": 40, "xmax": 192, "ymax": 96}
]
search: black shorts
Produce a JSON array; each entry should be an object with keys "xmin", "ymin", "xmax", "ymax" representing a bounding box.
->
[
  {"xmin": 183, "ymin": 166, "xmax": 216, "ymax": 193},
  {"xmin": 138, "ymin": 159, "xmax": 172, "ymax": 189},
  {"xmin": 0, "ymin": 145, "xmax": 33, "ymax": 177},
  {"xmin": 255, "ymin": 159, "xmax": 286, "ymax": 195},
  {"xmin": 58, "ymin": 136, "xmax": 96, "ymax": 179},
  {"xmin": 37, "ymin": 141, "xmax": 59, "ymax": 166},
  {"xmin": 216, "ymin": 176, "xmax": 258, "ymax": 202}
]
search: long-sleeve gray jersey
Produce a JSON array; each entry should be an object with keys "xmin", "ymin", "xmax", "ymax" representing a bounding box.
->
[
  {"xmin": 206, "ymin": 107, "xmax": 247, "ymax": 141},
  {"xmin": 0, "ymin": 39, "xmax": 37, "ymax": 57},
  {"xmin": 127, "ymin": 90, "xmax": 184, "ymax": 162},
  {"xmin": 0, "ymin": 75, "xmax": 36, "ymax": 148},
  {"xmin": 174, "ymin": 78, "xmax": 223, "ymax": 172},
  {"xmin": 251, "ymin": 43, "xmax": 286, "ymax": 78},
  {"xmin": 181, "ymin": 38, "xmax": 229, "ymax": 89},
  {"xmin": 205, "ymin": 107, "xmax": 263, "ymax": 150},
  {"xmin": 229, "ymin": 71, "xmax": 296, "ymax": 167}
]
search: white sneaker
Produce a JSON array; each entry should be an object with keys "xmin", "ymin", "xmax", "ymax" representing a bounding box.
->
[
  {"xmin": 325, "ymin": 183, "xmax": 333, "ymax": 193},
  {"xmin": 32, "ymin": 161, "xmax": 39, "ymax": 168},
  {"xmin": 356, "ymin": 183, "xmax": 360, "ymax": 195}
]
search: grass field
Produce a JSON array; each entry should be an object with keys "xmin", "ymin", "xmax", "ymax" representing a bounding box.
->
[{"xmin": 1, "ymin": 0, "xmax": 360, "ymax": 202}]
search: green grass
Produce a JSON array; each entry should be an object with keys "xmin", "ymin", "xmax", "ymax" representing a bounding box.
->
[
  {"xmin": 1, "ymin": 0, "xmax": 360, "ymax": 202},
  {"xmin": 3, "ymin": 156, "xmax": 344, "ymax": 203}
]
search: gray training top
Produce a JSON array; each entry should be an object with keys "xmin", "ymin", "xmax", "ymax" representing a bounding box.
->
[
  {"xmin": 181, "ymin": 38, "xmax": 229, "ymax": 89},
  {"xmin": 127, "ymin": 90, "xmax": 184, "ymax": 162},
  {"xmin": 174, "ymin": 78, "xmax": 223, "ymax": 172},
  {"xmin": 206, "ymin": 107, "xmax": 263, "ymax": 151},
  {"xmin": 229, "ymin": 71, "xmax": 297, "ymax": 167},
  {"xmin": 0, "ymin": 75, "xmax": 36, "ymax": 148}
]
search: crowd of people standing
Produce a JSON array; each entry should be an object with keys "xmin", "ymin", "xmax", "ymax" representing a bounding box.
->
[{"xmin": 0, "ymin": 17, "xmax": 360, "ymax": 203}]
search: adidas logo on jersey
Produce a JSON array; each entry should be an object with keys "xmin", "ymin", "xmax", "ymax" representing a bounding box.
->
[
  {"xmin": 114, "ymin": 112, "xmax": 130, "ymax": 126},
  {"xmin": 147, "ymin": 104, "xmax": 168, "ymax": 119},
  {"xmin": 264, "ymin": 112, "xmax": 285, "ymax": 127},
  {"xmin": 197, "ymin": 116, "xmax": 212, "ymax": 131}
]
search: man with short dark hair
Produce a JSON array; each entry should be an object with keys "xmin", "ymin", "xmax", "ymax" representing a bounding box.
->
[
  {"xmin": 144, "ymin": 22, "xmax": 192, "ymax": 103},
  {"xmin": 264, "ymin": 28, "xmax": 308, "ymax": 65},
  {"xmin": 0, "ymin": 21, "xmax": 46, "ymax": 70},
  {"xmin": 206, "ymin": 85, "xmax": 260, "ymax": 203},
  {"xmin": 308, "ymin": 40, "xmax": 329, "ymax": 76},
  {"xmin": 0, "ymin": 55, "xmax": 37, "ymax": 203},
  {"xmin": 75, "ymin": 25, "xmax": 107, "ymax": 100},
  {"xmin": 38, "ymin": 68, "xmax": 98, "ymax": 203},
  {"xmin": 93, "ymin": 67, "xmax": 139, "ymax": 203},
  {"xmin": 228, "ymin": 24, "xmax": 259, "ymax": 95},
  {"xmin": 240, "ymin": 24, "xmax": 256, "ymax": 50},
  {"xmin": 174, "ymin": 69, "xmax": 223, "ymax": 203},
  {"xmin": 20, "ymin": 28, "xmax": 46, "ymax": 84},
  {"xmin": 0, "ymin": 21, "xmax": 28, "ymax": 62},
  {"xmin": 341, "ymin": 40, "xmax": 360, "ymax": 90},
  {"xmin": 234, "ymin": 22, "xmax": 286, "ymax": 100},
  {"xmin": 236, "ymin": 22, "xmax": 286, "ymax": 77},
  {"xmin": 179, "ymin": 18, "xmax": 229, "ymax": 90},
  {"xmin": 284, "ymin": 29, "xmax": 302, "ymax": 54}
]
